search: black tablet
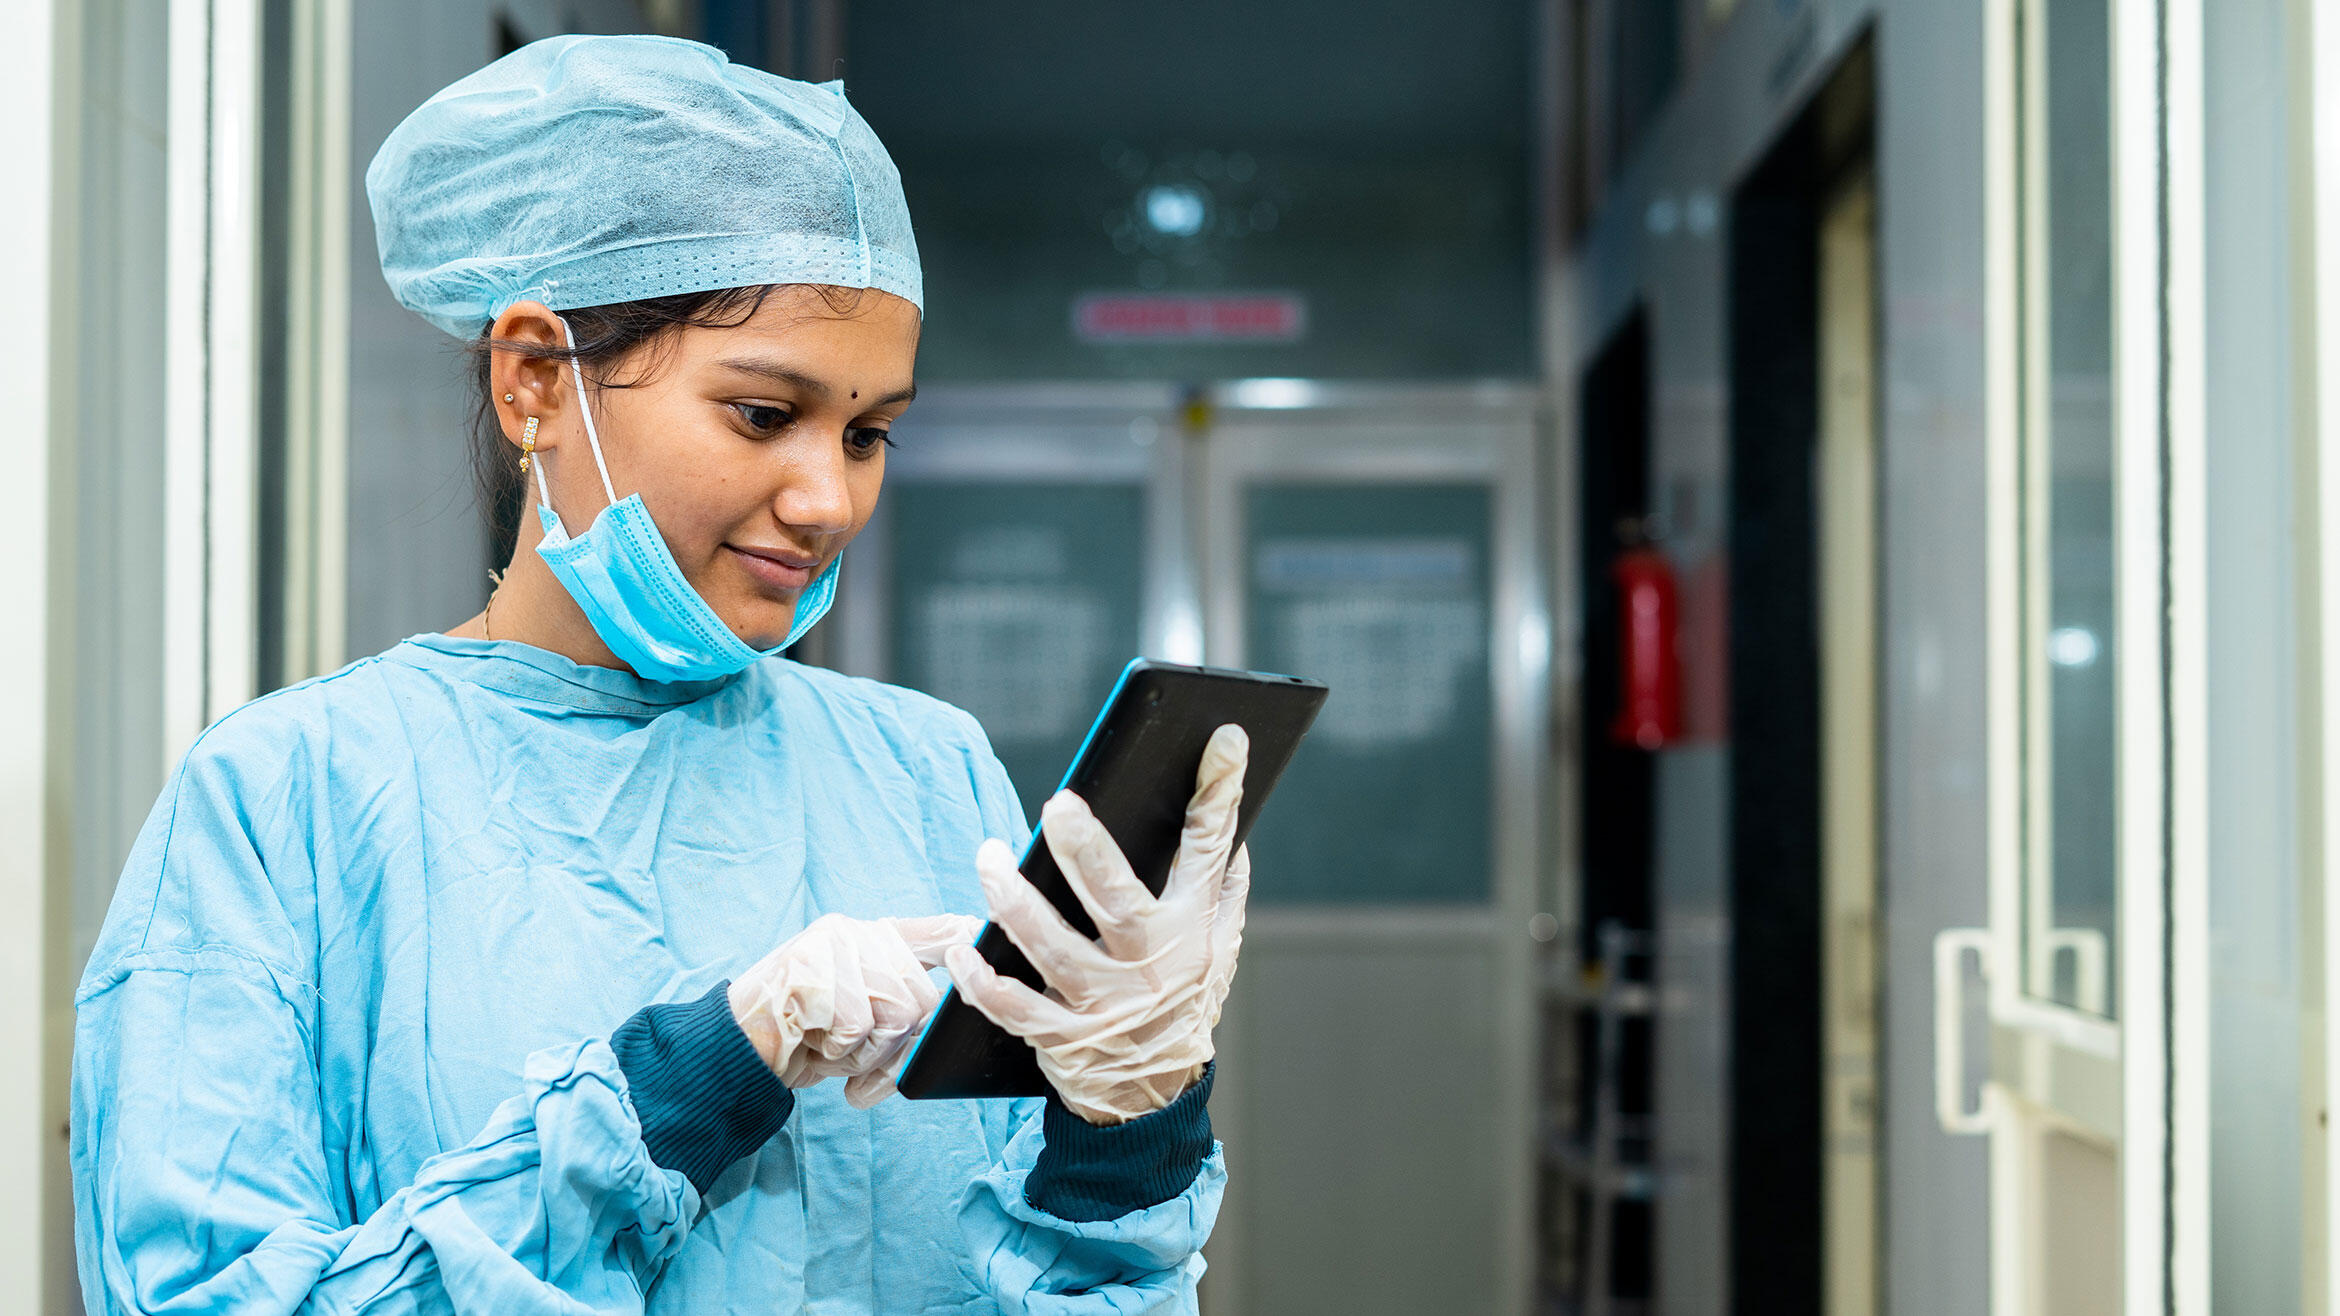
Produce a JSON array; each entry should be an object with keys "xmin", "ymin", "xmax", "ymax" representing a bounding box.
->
[{"xmin": 896, "ymin": 658, "xmax": 1327, "ymax": 1100}]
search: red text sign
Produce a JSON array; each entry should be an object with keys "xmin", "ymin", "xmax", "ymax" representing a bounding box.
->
[{"xmin": 1072, "ymin": 293, "xmax": 1308, "ymax": 343}]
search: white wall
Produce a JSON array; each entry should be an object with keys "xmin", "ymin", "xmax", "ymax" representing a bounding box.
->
[
  {"xmin": 2, "ymin": 4, "xmax": 68, "ymax": 1309},
  {"xmin": 42, "ymin": 2, "xmax": 177, "ymax": 1311},
  {"xmin": 2201, "ymin": 0, "xmax": 2311, "ymax": 1308}
]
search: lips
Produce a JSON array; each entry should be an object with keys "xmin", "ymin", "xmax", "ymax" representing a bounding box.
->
[{"xmin": 726, "ymin": 543, "xmax": 820, "ymax": 594}]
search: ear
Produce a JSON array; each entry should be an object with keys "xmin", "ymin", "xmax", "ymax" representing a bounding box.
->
[{"xmin": 488, "ymin": 301, "xmax": 573, "ymax": 452}]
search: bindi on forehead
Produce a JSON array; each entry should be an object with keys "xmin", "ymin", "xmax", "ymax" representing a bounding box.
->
[{"xmin": 711, "ymin": 355, "xmax": 916, "ymax": 408}]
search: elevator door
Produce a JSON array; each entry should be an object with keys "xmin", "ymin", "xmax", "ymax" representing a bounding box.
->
[
  {"xmin": 831, "ymin": 391, "xmax": 1187, "ymax": 801},
  {"xmin": 1199, "ymin": 390, "xmax": 1543, "ymax": 1316},
  {"xmin": 836, "ymin": 384, "xmax": 1545, "ymax": 1315}
]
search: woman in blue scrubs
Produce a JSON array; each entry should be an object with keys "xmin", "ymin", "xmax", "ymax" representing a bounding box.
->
[{"xmin": 71, "ymin": 35, "xmax": 1247, "ymax": 1314}]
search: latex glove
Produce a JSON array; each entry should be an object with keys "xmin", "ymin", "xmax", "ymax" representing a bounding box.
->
[
  {"xmin": 948, "ymin": 724, "xmax": 1251, "ymax": 1125},
  {"xmin": 728, "ymin": 912, "xmax": 981, "ymax": 1109}
]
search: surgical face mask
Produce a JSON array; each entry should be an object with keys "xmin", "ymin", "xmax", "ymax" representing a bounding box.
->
[{"xmin": 528, "ymin": 318, "xmax": 840, "ymax": 682}]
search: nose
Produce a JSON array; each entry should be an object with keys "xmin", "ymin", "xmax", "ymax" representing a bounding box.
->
[{"xmin": 772, "ymin": 432, "xmax": 858, "ymax": 538}]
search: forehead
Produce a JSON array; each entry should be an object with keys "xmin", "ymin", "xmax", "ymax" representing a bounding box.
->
[{"xmin": 662, "ymin": 285, "xmax": 920, "ymax": 388}]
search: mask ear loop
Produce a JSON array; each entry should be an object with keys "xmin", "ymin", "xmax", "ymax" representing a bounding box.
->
[{"xmin": 533, "ymin": 316, "xmax": 621, "ymax": 525}]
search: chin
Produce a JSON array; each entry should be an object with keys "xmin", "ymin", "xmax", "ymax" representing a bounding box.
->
[{"xmin": 730, "ymin": 608, "xmax": 799, "ymax": 652}]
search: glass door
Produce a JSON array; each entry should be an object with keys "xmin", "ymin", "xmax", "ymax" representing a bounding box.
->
[
  {"xmin": 829, "ymin": 386, "xmax": 1191, "ymax": 812},
  {"xmin": 1196, "ymin": 384, "xmax": 1545, "ymax": 1316},
  {"xmin": 834, "ymin": 382, "xmax": 1547, "ymax": 1314},
  {"xmin": 1942, "ymin": 0, "xmax": 2208, "ymax": 1310}
]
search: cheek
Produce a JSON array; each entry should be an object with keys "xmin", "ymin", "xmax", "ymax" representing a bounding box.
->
[
  {"xmin": 847, "ymin": 462, "xmax": 886, "ymax": 535},
  {"xmin": 637, "ymin": 443, "xmax": 763, "ymax": 558}
]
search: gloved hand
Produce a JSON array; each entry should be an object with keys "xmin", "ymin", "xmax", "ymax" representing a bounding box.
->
[
  {"xmin": 947, "ymin": 724, "xmax": 1251, "ymax": 1126},
  {"xmin": 728, "ymin": 912, "xmax": 981, "ymax": 1109}
]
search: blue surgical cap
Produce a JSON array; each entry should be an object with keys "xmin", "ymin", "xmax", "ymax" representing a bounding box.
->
[{"xmin": 366, "ymin": 34, "xmax": 921, "ymax": 339}]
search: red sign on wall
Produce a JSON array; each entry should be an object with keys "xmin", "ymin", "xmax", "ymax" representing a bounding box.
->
[{"xmin": 1072, "ymin": 292, "xmax": 1308, "ymax": 343}]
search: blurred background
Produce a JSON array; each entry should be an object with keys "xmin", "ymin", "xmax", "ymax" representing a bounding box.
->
[{"xmin": 2, "ymin": 0, "xmax": 2336, "ymax": 1312}]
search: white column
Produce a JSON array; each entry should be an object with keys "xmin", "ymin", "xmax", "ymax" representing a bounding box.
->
[
  {"xmin": 164, "ymin": 0, "xmax": 265, "ymax": 761},
  {"xmin": 2307, "ymin": 0, "xmax": 2340, "ymax": 1307},
  {"xmin": 0, "ymin": 0, "xmax": 64, "ymax": 1307}
]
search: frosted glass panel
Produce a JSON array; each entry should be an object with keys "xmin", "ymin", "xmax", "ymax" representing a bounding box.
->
[
  {"xmin": 1244, "ymin": 484, "xmax": 1492, "ymax": 903},
  {"xmin": 888, "ymin": 483, "xmax": 1147, "ymax": 819},
  {"xmin": 2020, "ymin": 0, "xmax": 2118, "ymax": 1016}
]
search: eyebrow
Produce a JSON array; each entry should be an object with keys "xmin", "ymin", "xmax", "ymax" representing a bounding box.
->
[{"xmin": 713, "ymin": 357, "xmax": 917, "ymax": 408}]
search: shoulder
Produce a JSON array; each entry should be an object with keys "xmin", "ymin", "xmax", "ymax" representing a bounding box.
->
[
  {"xmin": 140, "ymin": 647, "xmax": 442, "ymax": 889},
  {"xmin": 78, "ymin": 659, "xmax": 404, "ymax": 1002},
  {"xmin": 176, "ymin": 650, "xmax": 402, "ymax": 782}
]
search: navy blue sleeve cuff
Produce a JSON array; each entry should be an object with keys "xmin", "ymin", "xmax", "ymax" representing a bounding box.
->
[
  {"xmin": 610, "ymin": 980, "xmax": 793, "ymax": 1195},
  {"xmin": 1026, "ymin": 1062, "xmax": 1216, "ymax": 1222}
]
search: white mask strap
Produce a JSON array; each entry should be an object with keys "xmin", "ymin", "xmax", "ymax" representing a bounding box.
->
[{"xmin": 558, "ymin": 316, "xmax": 621, "ymax": 507}]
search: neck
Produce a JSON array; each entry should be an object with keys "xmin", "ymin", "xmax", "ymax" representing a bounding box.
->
[{"xmin": 470, "ymin": 499, "xmax": 630, "ymax": 671}]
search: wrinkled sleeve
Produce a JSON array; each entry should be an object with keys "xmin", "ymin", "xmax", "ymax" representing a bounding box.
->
[
  {"xmin": 71, "ymin": 732, "xmax": 702, "ymax": 1316},
  {"xmin": 937, "ymin": 705, "xmax": 1229, "ymax": 1314},
  {"xmin": 958, "ymin": 1081, "xmax": 1226, "ymax": 1315}
]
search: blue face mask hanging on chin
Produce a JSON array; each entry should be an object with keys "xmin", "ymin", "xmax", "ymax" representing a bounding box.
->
[{"xmin": 529, "ymin": 318, "xmax": 840, "ymax": 683}]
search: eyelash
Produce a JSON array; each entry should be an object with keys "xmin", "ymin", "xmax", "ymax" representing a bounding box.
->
[{"xmin": 730, "ymin": 404, "xmax": 896, "ymax": 458}]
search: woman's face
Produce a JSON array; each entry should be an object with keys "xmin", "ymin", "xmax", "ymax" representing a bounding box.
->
[{"xmin": 532, "ymin": 286, "xmax": 920, "ymax": 651}]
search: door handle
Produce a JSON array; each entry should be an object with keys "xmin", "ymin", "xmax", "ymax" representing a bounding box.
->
[
  {"xmin": 1933, "ymin": 928, "xmax": 1996, "ymax": 1135},
  {"xmin": 2041, "ymin": 926, "xmax": 2109, "ymax": 1016}
]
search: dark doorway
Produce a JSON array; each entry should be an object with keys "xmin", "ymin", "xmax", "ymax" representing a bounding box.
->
[
  {"xmin": 1579, "ymin": 310, "xmax": 1657, "ymax": 961},
  {"xmin": 1724, "ymin": 37, "xmax": 1874, "ymax": 1316},
  {"xmin": 1570, "ymin": 307, "xmax": 1658, "ymax": 1305}
]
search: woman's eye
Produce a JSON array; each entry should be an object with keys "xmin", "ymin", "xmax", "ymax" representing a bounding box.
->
[
  {"xmin": 846, "ymin": 426, "xmax": 896, "ymax": 457},
  {"xmin": 733, "ymin": 403, "xmax": 793, "ymax": 434}
]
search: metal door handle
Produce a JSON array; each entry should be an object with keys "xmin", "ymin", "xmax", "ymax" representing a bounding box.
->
[{"xmin": 1933, "ymin": 928, "xmax": 1996, "ymax": 1135}]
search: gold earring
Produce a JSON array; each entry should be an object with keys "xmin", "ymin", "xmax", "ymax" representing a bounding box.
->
[{"xmin": 520, "ymin": 415, "xmax": 539, "ymax": 473}]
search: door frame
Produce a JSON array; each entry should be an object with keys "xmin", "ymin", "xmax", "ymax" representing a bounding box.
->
[
  {"xmin": 2308, "ymin": 0, "xmax": 2340, "ymax": 1306},
  {"xmin": 1816, "ymin": 161, "xmax": 1882, "ymax": 1316},
  {"xmin": 1962, "ymin": 0, "xmax": 2210, "ymax": 1309}
]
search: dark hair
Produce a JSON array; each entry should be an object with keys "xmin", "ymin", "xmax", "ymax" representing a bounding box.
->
[{"xmin": 466, "ymin": 283, "xmax": 869, "ymax": 563}]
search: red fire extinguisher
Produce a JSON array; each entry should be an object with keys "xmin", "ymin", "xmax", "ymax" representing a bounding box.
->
[{"xmin": 1610, "ymin": 542, "xmax": 1682, "ymax": 750}]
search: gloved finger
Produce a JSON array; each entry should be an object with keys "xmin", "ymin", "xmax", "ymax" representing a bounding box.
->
[
  {"xmin": 824, "ymin": 923, "xmax": 937, "ymax": 1071},
  {"xmin": 889, "ymin": 913, "xmax": 985, "ymax": 968},
  {"xmin": 860, "ymin": 931, "xmax": 943, "ymax": 1043},
  {"xmin": 769, "ymin": 936, "xmax": 839, "ymax": 1045},
  {"xmin": 1161, "ymin": 726, "xmax": 1247, "ymax": 912},
  {"xmin": 976, "ymin": 838, "xmax": 1115, "ymax": 1001},
  {"xmin": 844, "ymin": 1023, "xmax": 932, "ymax": 1109},
  {"xmin": 827, "ymin": 961, "xmax": 944, "ymax": 1081},
  {"xmin": 1209, "ymin": 843, "xmax": 1252, "ymax": 967},
  {"xmin": 833, "ymin": 1001, "xmax": 923, "ymax": 1086},
  {"xmin": 946, "ymin": 944, "xmax": 1084, "ymax": 1041},
  {"xmin": 1204, "ymin": 845, "xmax": 1251, "ymax": 1024},
  {"xmin": 1039, "ymin": 792, "xmax": 1158, "ymax": 953},
  {"xmin": 899, "ymin": 954, "xmax": 945, "ymax": 1020},
  {"xmin": 862, "ymin": 976, "xmax": 927, "ymax": 1049},
  {"xmin": 844, "ymin": 1065, "xmax": 900, "ymax": 1110},
  {"xmin": 802, "ymin": 944, "xmax": 877, "ymax": 1063}
]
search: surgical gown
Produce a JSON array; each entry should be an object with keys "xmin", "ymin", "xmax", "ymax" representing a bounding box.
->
[{"xmin": 71, "ymin": 635, "xmax": 1225, "ymax": 1313}]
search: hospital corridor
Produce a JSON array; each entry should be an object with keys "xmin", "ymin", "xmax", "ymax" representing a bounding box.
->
[{"xmin": 4, "ymin": 0, "xmax": 2340, "ymax": 1312}]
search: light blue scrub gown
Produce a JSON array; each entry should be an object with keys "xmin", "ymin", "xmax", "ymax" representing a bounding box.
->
[{"xmin": 71, "ymin": 635, "xmax": 1224, "ymax": 1313}]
